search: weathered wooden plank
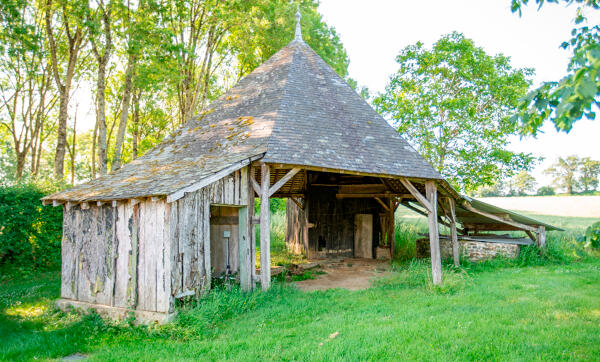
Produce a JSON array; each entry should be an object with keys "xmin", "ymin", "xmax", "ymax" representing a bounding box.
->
[
  {"xmin": 426, "ymin": 181, "xmax": 442, "ymax": 285},
  {"xmin": 196, "ymin": 190, "xmax": 206, "ymax": 294},
  {"xmin": 202, "ymin": 190, "xmax": 211, "ymax": 293},
  {"xmin": 156, "ymin": 201, "xmax": 170, "ymax": 313},
  {"xmin": 462, "ymin": 202, "xmax": 537, "ymax": 233},
  {"xmin": 136, "ymin": 202, "xmax": 146, "ymax": 310},
  {"xmin": 60, "ymin": 207, "xmax": 77, "ymax": 300},
  {"xmin": 168, "ymin": 200, "xmax": 180, "ymax": 302},
  {"xmin": 114, "ymin": 202, "xmax": 133, "ymax": 308}
]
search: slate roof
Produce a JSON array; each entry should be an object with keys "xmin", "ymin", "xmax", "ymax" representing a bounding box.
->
[{"xmin": 44, "ymin": 39, "xmax": 442, "ymax": 203}]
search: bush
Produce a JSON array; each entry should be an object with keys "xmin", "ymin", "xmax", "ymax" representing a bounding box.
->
[
  {"xmin": 579, "ymin": 221, "xmax": 600, "ymax": 248},
  {"xmin": 0, "ymin": 184, "xmax": 63, "ymax": 270},
  {"xmin": 537, "ymin": 186, "xmax": 555, "ymax": 196}
]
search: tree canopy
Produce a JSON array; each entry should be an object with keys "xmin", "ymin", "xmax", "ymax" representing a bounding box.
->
[
  {"xmin": 0, "ymin": 0, "xmax": 349, "ymax": 184},
  {"xmin": 374, "ymin": 32, "xmax": 536, "ymax": 192},
  {"xmin": 511, "ymin": 0, "xmax": 600, "ymax": 133}
]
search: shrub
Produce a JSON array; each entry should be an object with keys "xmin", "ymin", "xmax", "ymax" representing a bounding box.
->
[
  {"xmin": 579, "ymin": 221, "xmax": 600, "ymax": 248},
  {"xmin": 0, "ymin": 184, "xmax": 63, "ymax": 270},
  {"xmin": 537, "ymin": 186, "xmax": 555, "ymax": 196}
]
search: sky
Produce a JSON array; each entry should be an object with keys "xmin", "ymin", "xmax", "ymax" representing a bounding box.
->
[{"xmin": 318, "ymin": 0, "xmax": 600, "ymax": 187}]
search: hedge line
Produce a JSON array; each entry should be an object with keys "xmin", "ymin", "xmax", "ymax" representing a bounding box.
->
[{"xmin": 0, "ymin": 184, "xmax": 63, "ymax": 270}]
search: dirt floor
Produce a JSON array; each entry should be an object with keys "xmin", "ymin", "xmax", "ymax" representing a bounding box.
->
[{"xmin": 294, "ymin": 258, "xmax": 390, "ymax": 291}]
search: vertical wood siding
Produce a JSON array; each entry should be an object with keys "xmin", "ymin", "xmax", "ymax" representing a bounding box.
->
[{"xmin": 60, "ymin": 168, "xmax": 249, "ymax": 313}]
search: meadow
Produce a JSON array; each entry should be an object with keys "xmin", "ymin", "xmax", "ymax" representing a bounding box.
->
[{"xmin": 1, "ymin": 206, "xmax": 599, "ymax": 361}]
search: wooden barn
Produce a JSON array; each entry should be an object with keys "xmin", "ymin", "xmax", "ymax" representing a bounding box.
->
[{"xmin": 42, "ymin": 12, "xmax": 557, "ymax": 323}]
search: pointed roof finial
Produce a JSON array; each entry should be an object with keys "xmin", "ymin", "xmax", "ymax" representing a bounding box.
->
[{"xmin": 295, "ymin": 5, "xmax": 303, "ymax": 42}]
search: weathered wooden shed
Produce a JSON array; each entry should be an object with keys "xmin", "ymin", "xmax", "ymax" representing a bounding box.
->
[{"xmin": 42, "ymin": 12, "xmax": 556, "ymax": 323}]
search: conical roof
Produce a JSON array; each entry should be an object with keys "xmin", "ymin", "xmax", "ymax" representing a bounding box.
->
[{"xmin": 45, "ymin": 39, "xmax": 441, "ymax": 202}]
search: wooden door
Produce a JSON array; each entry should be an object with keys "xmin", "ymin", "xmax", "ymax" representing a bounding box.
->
[{"xmin": 354, "ymin": 214, "xmax": 373, "ymax": 259}]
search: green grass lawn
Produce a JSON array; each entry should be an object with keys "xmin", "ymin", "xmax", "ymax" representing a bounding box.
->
[{"xmin": 1, "ymin": 210, "xmax": 599, "ymax": 361}]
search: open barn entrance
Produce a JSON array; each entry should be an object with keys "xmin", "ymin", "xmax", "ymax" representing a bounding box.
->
[{"xmin": 283, "ymin": 171, "xmax": 399, "ymax": 261}]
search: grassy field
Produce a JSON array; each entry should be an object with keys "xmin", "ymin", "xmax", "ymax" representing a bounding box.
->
[{"xmin": 1, "ymin": 210, "xmax": 599, "ymax": 360}]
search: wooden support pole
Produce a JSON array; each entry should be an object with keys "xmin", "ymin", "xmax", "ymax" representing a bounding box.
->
[
  {"xmin": 260, "ymin": 163, "xmax": 271, "ymax": 290},
  {"xmin": 374, "ymin": 197, "xmax": 390, "ymax": 211},
  {"xmin": 238, "ymin": 206, "xmax": 251, "ymax": 291},
  {"xmin": 426, "ymin": 181, "xmax": 442, "ymax": 285},
  {"xmin": 537, "ymin": 226, "xmax": 546, "ymax": 248},
  {"xmin": 400, "ymin": 178, "xmax": 433, "ymax": 213},
  {"xmin": 447, "ymin": 197, "xmax": 460, "ymax": 267},
  {"xmin": 389, "ymin": 198, "xmax": 395, "ymax": 259}
]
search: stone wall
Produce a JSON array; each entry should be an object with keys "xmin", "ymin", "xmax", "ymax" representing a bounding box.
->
[{"xmin": 416, "ymin": 238, "xmax": 520, "ymax": 262}]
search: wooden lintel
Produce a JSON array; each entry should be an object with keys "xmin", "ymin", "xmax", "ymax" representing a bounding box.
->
[
  {"xmin": 462, "ymin": 202, "xmax": 537, "ymax": 233},
  {"xmin": 374, "ymin": 197, "xmax": 390, "ymax": 212},
  {"xmin": 399, "ymin": 178, "xmax": 433, "ymax": 214},
  {"xmin": 269, "ymin": 167, "xmax": 301, "ymax": 197}
]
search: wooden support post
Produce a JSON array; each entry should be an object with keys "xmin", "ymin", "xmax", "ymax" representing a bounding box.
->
[
  {"xmin": 260, "ymin": 163, "xmax": 271, "ymax": 290},
  {"xmin": 238, "ymin": 206, "xmax": 251, "ymax": 291},
  {"xmin": 389, "ymin": 198, "xmax": 395, "ymax": 259},
  {"xmin": 425, "ymin": 181, "xmax": 442, "ymax": 285},
  {"xmin": 447, "ymin": 197, "xmax": 460, "ymax": 267},
  {"xmin": 537, "ymin": 226, "xmax": 546, "ymax": 248}
]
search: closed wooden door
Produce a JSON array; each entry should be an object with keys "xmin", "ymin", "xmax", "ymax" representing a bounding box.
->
[{"xmin": 354, "ymin": 214, "xmax": 373, "ymax": 258}]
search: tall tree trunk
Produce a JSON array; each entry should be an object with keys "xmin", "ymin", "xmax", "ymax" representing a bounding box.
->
[
  {"xmin": 132, "ymin": 89, "xmax": 140, "ymax": 159},
  {"xmin": 91, "ymin": 120, "xmax": 98, "ymax": 179},
  {"xmin": 71, "ymin": 105, "xmax": 77, "ymax": 184},
  {"xmin": 96, "ymin": 62, "xmax": 108, "ymax": 175},
  {"xmin": 112, "ymin": 54, "xmax": 136, "ymax": 171},
  {"xmin": 45, "ymin": 0, "xmax": 84, "ymax": 180}
]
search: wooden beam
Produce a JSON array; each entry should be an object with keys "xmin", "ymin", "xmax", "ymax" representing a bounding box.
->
[
  {"xmin": 250, "ymin": 173, "xmax": 260, "ymax": 196},
  {"xmin": 238, "ymin": 206, "xmax": 251, "ymax": 291},
  {"xmin": 447, "ymin": 197, "xmax": 460, "ymax": 267},
  {"xmin": 462, "ymin": 202, "xmax": 537, "ymax": 233},
  {"xmin": 525, "ymin": 230, "xmax": 537, "ymax": 242},
  {"xmin": 374, "ymin": 197, "xmax": 390, "ymax": 212},
  {"xmin": 537, "ymin": 226, "xmax": 546, "ymax": 248},
  {"xmin": 426, "ymin": 181, "xmax": 442, "ymax": 285},
  {"xmin": 269, "ymin": 167, "xmax": 301, "ymax": 197},
  {"xmin": 336, "ymin": 193, "xmax": 412, "ymax": 199},
  {"xmin": 401, "ymin": 201, "xmax": 463, "ymax": 233},
  {"xmin": 389, "ymin": 198, "xmax": 395, "ymax": 259},
  {"xmin": 289, "ymin": 196, "xmax": 303, "ymax": 210},
  {"xmin": 260, "ymin": 162, "xmax": 271, "ymax": 290},
  {"xmin": 399, "ymin": 178, "xmax": 433, "ymax": 213}
]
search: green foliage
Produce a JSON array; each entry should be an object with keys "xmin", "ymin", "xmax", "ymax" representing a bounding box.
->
[
  {"xmin": 545, "ymin": 155, "xmax": 582, "ymax": 193},
  {"xmin": 537, "ymin": 185, "xmax": 556, "ymax": 195},
  {"xmin": 0, "ymin": 184, "xmax": 63, "ymax": 269},
  {"xmin": 579, "ymin": 221, "xmax": 600, "ymax": 247},
  {"xmin": 511, "ymin": 0, "xmax": 600, "ymax": 133},
  {"xmin": 374, "ymin": 32, "xmax": 536, "ymax": 192},
  {"xmin": 507, "ymin": 170, "xmax": 537, "ymax": 196}
]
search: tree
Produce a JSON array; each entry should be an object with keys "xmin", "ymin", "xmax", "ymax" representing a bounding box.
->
[
  {"xmin": 511, "ymin": 0, "xmax": 600, "ymax": 134},
  {"xmin": 580, "ymin": 157, "xmax": 600, "ymax": 191},
  {"xmin": 537, "ymin": 185, "xmax": 556, "ymax": 196},
  {"xmin": 44, "ymin": 0, "xmax": 87, "ymax": 179},
  {"xmin": 545, "ymin": 155, "xmax": 580, "ymax": 194},
  {"xmin": 374, "ymin": 32, "xmax": 536, "ymax": 192},
  {"xmin": 86, "ymin": 0, "xmax": 114, "ymax": 176},
  {"xmin": 508, "ymin": 170, "xmax": 537, "ymax": 196}
]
